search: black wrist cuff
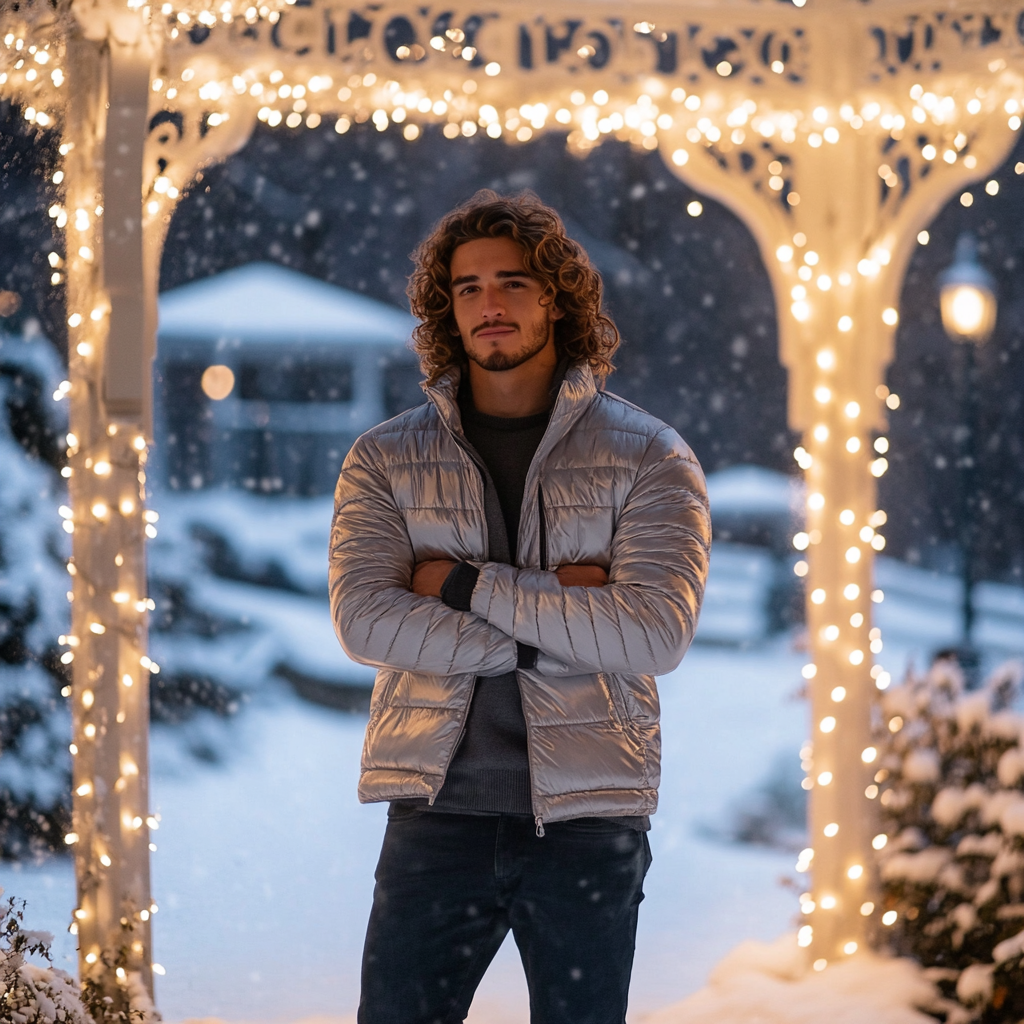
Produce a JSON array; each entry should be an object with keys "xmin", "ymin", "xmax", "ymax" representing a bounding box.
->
[
  {"xmin": 516, "ymin": 643, "xmax": 539, "ymax": 670},
  {"xmin": 440, "ymin": 562, "xmax": 480, "ymax": 612}
]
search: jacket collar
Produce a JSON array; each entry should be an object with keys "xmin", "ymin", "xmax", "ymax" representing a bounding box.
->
[{"xmin": 423, "ymin": 360, "xmax": 598, "ymax": 453}]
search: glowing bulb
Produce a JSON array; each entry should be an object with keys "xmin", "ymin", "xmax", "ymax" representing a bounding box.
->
[
  {"xmin": 945, "ymin": 285, "xmax": 988, "ymax": 337},
  {"xmin": 843, "ymin": 941, "xmax": 858, "ymax": 954},
  {"xmin": 882, "ymin": 911, "xmax": 897, "ymax": 926},
  {"xmin": 811, "ymin": 588, "xmax": 826, "ymax": 604},
  {"xmin": 820, "ymin": 717, "xmax": 836, "ymax": 733},
  {"xmin": 831, "ymin": 686, "xmax": 846, "ymax": 702},
  {"xmin": 872, "ymin": 833, "xmax": 888, "ymax": 849},
  {"xmin": 816, "ymin": 349, "xmax": 835, "ymax": 370},
  {"xmin": 820, "ymin": 894, "xmax": 837, "ymax": 909},
  {"xmin": 817, "ymin": 771, "xmax": 833, "ymax": 785},
  {"xmin": 824, "ymin": 822, "xmax": 839, "ymax": 836}
]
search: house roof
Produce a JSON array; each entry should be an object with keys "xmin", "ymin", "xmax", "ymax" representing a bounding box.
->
[
  {"xmin": 706, "ymin": 464, "xmax": 804, "ymax": 518},
  {"xmin": 158, "ymin": 262, "xmax": 416, "ymax": 347}
]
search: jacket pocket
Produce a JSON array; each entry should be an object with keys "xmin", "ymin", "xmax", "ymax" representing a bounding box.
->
[
  {"xmin": 600, "ymin": 672, "xmax": 631, "ymax": 726},
  {"xmin": 369, "ymin": 669, "xmax": 402, "ymax": 722}
]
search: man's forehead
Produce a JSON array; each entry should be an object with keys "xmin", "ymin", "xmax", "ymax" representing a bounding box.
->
[{"xmin": 451, "ymin": 236, "xmax": 526, "ymax": 266}]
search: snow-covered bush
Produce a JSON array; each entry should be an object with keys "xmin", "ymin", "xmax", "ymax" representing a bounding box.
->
[
  {"xmin": 875, "ymin": 656, "xmax": 1024, "ymax": 1022},
  {"xmin": 0, "ymin": 337, "xmax": 72, "ymax": 860},
  {"xmin": 0, "ymin": 894, "xmax": 93, "ymax": 1023}
]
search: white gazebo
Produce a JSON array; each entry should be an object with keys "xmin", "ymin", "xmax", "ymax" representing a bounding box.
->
[{"xmin": 2, "ymin": 0, "xmax": 1023, "ymax": 1012}]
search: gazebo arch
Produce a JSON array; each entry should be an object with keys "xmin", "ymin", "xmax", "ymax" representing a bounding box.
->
[{"xmin": 2, "ymin": 0, "xmax": 1023, "ymax": 1011}]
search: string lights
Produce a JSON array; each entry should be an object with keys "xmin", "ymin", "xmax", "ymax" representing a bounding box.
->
[{"xmin": 3, "ymin": 0, "xmax": 1024, "ymax": 996}]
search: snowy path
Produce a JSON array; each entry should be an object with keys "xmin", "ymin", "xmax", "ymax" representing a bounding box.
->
[{"xmin": 1, "ymin": 640, "xmax": 807, "ymax": 1023}]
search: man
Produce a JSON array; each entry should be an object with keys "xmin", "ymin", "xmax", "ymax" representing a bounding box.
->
[{"xmin": 330, "ymin": 190, "xmax": 710, "ymax": 1024}]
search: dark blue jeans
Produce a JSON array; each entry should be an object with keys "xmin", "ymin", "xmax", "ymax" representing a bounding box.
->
[{"xmin": 358, "ymin": 808, "xmax": 652, "ymax": 1024}]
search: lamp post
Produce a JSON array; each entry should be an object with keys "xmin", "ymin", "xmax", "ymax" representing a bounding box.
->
[{"xmin": 938, "ymin": 233, "xmax": 996, "ymax": 676}]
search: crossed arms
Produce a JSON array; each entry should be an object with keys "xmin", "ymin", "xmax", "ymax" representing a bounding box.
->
[
  {"xmin": 411, "ymin": 560, "xmax": 608, "ymax": 598},
  {"xmin": 329, "ymin": 428, "xmax": 711, "ymax": 679}
]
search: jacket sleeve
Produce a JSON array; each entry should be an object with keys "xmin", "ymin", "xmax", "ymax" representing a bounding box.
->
[
  {"xmin": 329, "ymin": 433, "xmax": 518, "ymax": 676},
  {"xmin": 468, "ymin": 427, "xmax": 711, "ymax": 676}
]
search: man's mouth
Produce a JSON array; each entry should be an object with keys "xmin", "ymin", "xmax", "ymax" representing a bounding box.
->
[{"xmin": 473, "ymin": 322, "xmax": 518, "ymax": 339}]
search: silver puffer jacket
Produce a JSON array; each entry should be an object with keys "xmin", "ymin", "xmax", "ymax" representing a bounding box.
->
[{"xmin": 329, "ymin": 361, "xmax": 711, "ymax": 824}]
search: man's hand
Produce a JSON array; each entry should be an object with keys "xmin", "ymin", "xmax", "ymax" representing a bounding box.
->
[
  {"xmin": 412, "ymin": 560, "xmax": 458, "ymax": 597},
  {"xmin": 555, "ymin": 564, "xmax": 608, "ymax": 588},
  {"xmin": 413, "ymin": 559, "xmax": 607, "ymax": 597}
]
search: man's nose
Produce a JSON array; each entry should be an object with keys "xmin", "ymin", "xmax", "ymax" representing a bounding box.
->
[{"xmin": 480, "ymin": 283, "xmax": 506, "ymax": 319}]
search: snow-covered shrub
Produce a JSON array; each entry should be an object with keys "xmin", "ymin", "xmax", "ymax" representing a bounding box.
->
[
  {"xmin": 875, "ymin": 656, "xmax": 1024, "ymax": 1022},
  {"xmin": 0, "ymin": 894, "xmax": 93, "ymax": 1023},
  {"xmin": 0, "ymin": 339, "xmax": 72, "ymax": 860}
]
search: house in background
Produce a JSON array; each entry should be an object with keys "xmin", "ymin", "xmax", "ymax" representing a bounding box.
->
[{"xmin": 155, "ymin": 262, "xmax": 420, "ymax": 495}]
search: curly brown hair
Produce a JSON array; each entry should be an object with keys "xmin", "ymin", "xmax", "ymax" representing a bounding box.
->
[{"xmin": 407, "ymin": 190, "xmax": 620, "ymax": 385}]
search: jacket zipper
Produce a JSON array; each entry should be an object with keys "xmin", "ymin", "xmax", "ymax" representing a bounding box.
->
[
  {"xmin": 528, "ymin": 482, "xmax": 548, "ymax": 837},
  {"xmin": 538, "ymin": 484, "xmax": 548, "ymax": 571},
  {"xmin": 430, "ymin": 441, "xmax": 487, "ymax": 805}
]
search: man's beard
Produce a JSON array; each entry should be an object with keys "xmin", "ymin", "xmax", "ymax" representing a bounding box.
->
[{"xmin": 467, "ymin": 318, "xmax": 551, "ymax": 372}]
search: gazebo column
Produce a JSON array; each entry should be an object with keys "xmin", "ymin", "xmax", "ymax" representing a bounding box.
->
[
  {"xmin": 793, "ymin": 305, "xmax": 889, "ymax": 964},
  {"xmin": 63, "ymin": 22, "xmax": 157, "ymax": 1006},
  {"xmin": 59, "ymin": 5, "xmax": 260, "ymax": 1003}
]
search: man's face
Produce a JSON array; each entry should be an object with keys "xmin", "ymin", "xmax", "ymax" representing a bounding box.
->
[{"xmin": 449, "ymin": 236, "xmax": 562, "ymax": 373}]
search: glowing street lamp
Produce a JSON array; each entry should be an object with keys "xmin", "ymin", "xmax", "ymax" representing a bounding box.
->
[
  {"xmin": 940, "ymin": 234, "xmax": 997, "ymax": 345},
  {"xmin": 938, "ymin": 233, "xmax": 996, "ymax": 663}
]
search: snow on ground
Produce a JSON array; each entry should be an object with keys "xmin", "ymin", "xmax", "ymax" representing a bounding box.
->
[
  {"xmin": 1, "ymin": 639, "xmax": 808, "ymax": 1023},
  {"xmin": 645, "ymin": 935, "xmax": 937, "ymax": 1024}
]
